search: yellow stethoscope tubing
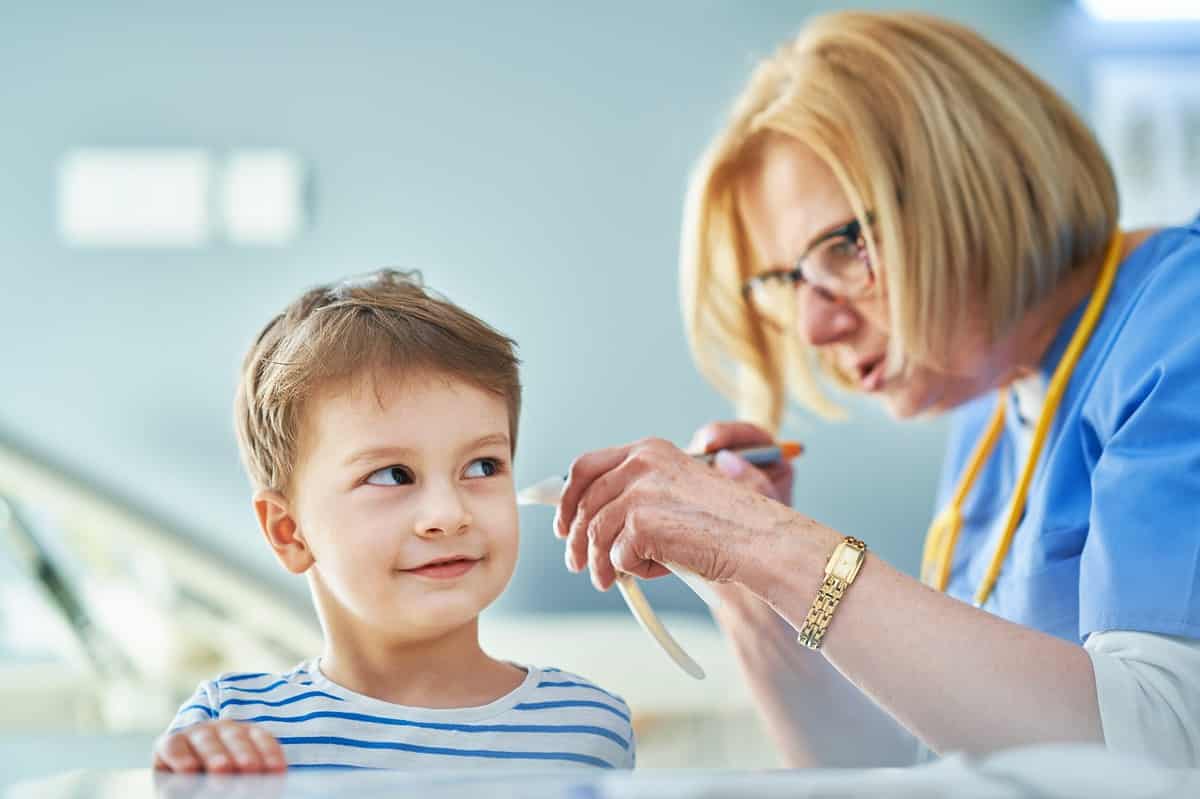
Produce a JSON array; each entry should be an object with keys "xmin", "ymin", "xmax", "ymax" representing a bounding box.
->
[{"xmin": 922, "ymin": 230, "xmax": 1125, "ymax": 607}]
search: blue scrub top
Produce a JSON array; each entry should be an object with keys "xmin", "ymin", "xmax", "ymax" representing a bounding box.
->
[{"xmin": 938, "ymin": 214, "xmax": 1200, "ymax": 643}]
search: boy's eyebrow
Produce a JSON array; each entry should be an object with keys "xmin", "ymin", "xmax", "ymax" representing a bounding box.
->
[
  {"xmin": 344, "ymin": 446, "xmax": 417, "ymax": 467},
  {"xmin": 464, "ymin": 433, "xmax": 511, "ymax": 452},
  {"xmin": 343, "ymin": 433, "xmax": 511, "ymax": 467}
]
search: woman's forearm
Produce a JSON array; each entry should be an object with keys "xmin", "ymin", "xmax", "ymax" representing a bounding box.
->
[
  {"xmin": 719, "ymin": 606, "xmax": 920, "ymax": 767},
  {"xmin": 553, "ymin": 435, "xmax": 1103, "ymax": 757},
  {"xmin": 748, "ymin": 526, "xmax": 1104, "ymax": 756}
]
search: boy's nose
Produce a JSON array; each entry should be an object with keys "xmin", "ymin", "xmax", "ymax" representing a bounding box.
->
[{"xmin": 414, "ymin": 485, "xmax": 472, "ymax": 538}]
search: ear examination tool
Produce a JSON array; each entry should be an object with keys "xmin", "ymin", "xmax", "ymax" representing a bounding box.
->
[{"xmin": 518, "ymin": 441, "xmax": 803, "ymax": 679}]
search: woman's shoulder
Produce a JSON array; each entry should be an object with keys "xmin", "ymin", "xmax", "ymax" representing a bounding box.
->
[
  {"xmin": 1099, "ymin": 215, "xmax": 1200, "ymax": 357},
  {"xmin": 1082, "ymin": 214, "xmax": 1200, "ymax": 431},
  {"xmin": 1120, "ymin": 215, "xmax": 1200, "ymax": 289}
]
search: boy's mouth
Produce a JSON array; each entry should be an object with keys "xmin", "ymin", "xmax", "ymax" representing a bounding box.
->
[{"xmin": 400, "ymin": 554, "xmax": 481, "ymax": 580}]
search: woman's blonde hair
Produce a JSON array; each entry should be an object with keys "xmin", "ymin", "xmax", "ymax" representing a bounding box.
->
[{"xmin": 681, "ymin": 11, "xmax": 1118, "ymax": 431}]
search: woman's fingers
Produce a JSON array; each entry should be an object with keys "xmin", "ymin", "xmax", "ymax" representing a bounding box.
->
[
  {"xmin": 713, "ymin": 450, "xmax": 776, "ymax": 496},
  {"xmin": 154, "ymin": 732, "xmax": 202, "ymax": 773},
  {"xmin": 566, "ymin": 436, "xmax": 700, "ymax": 585},
  {"xmin": 557, "ymin": 434, "xmax": 804, "ymax": 591},
  {"xmin": 565, "ymin": 451, "xmax": 649, "ymax": 575},
  {"xmin": 689, "ymin": 420, "xmax": 798, "ymax": 504},
  {"xmin": 564, "ymin": 439, "xmax": 689, "ymax": 588},
  {"xmin": 762, "ymin": 460, "xmax": 796, "ymax": 505},
  {"xmin": 688, "ymin": 420, "xmax": 775, "ymax": 455},
  {"xmin": 608, "ymin": 506, "xmax": 662, "ymax": 578},
  {"xmin": 737, "ymin": 457, "xmax": 794, "ymax": 505},
  {"xmin": 587, "ymin": 496, "xmax": 645, "ymax": 590},
  {"xmin": 555, "ymin": 443, "xmax": 633, "ymax": 539}
]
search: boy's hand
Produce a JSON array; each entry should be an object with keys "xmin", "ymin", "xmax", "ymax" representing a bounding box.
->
[{"xmin": 153, "ymin": 720, "xmax": 287, "ymax": 773}]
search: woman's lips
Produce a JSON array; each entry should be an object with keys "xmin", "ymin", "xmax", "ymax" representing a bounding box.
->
[
  {"xmin": 859, "ymin": 357, "xmax": 887, "ymax": 392},
  {"xmin": 402, "ymin": 557, "xmax": 479, "ymax": 579}
]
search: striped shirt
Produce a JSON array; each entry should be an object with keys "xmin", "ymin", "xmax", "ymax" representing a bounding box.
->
[{"xmin": 166, "ymin": 660, "xmax": 635, "ymax": 770}]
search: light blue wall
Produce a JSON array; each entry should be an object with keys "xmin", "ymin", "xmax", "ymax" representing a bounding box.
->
[{"xmin": 1, "ymin": 1, "xmax": 1090, "ymax": 616}]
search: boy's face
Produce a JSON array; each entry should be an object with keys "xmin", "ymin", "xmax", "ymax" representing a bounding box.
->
[{"xmin": 285, "ymin": 370, "xmax": 519, "ymax": 643}]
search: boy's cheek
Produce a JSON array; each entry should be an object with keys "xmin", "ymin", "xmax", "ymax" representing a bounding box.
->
[
  {"xmin": 491, "ymin": 520, "xmax": 521, "ymax": 570},
  {"xmin": 477, "ymin": 519, "xmax": 519, "ymax": 584}
]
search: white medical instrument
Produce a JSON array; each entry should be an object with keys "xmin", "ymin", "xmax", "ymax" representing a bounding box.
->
[{"xmin": 518, "ymin": 441, "xmax": 802, "ymax": 679}]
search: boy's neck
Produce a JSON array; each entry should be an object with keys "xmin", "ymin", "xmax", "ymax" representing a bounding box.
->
[{"xmin": 318, "ymin": 617, "xmax": 525, "ymax": 708}]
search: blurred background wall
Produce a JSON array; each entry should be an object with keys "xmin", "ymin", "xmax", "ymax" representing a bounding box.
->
[
  {"xmin": 0, "ymin": 0, "xmax": 1106, "ymax": 615},
  {"xmin": 1, "ymin": 0, "xmax": 1199, "ymax": 779}
]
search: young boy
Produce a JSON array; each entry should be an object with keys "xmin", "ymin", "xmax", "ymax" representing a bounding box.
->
[{"xmin": 152, "ymin": 270, "xmax": 634, "ymax": 772}]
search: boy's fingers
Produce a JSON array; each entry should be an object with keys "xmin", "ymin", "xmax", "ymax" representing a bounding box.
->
[
  {"xmin": 220, "ymin": 726, "xmax": 264, "ymax": 773},
  {"xmin": 155, "ymin": 734, "xmax": 202, "ymax": 773},
  {"xmin": 186, "ymin": 726, "xmax": 236, "ymax": 773},
  {"xmin": 249, "ymin": 726, "xmax": 288, "ymax": 772},
  {"xmin": 155, "ymin": 721, "xmax": 284, "ymax": 775}
]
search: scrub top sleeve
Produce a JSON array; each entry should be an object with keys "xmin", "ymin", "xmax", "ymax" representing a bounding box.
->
[{"xmin": 1081, "ymin": 282, "xmax": 1200, "ymax": 641}]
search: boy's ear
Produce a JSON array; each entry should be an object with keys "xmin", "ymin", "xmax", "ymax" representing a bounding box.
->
[{"xmin": 253, "ymin": 489, "xmax": 314, "ymax": 574}]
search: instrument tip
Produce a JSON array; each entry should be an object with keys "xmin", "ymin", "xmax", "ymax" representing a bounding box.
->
[
  {"xmin": 779, "ymin": 440, "xmax": 804, "ymax": 460},
  {"xmin": 516, "ymin": 475, "xmax": 566, "ymax": 506}
]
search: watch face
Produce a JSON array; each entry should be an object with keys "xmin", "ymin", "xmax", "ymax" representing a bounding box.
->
[
  {"xmin": 835, "ymin": 549, "xmax": 858, "ymax": 577},
  {"xmin": 831, "ymin": 542, "xmax": 864, "ymax": 581}
]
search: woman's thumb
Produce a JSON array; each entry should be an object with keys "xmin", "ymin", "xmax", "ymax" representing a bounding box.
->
[
  {"xmin": 713, "ymin": 449, "xmax": 749, "ymax": 478},
  {"xmin": 714, "ymin": 450, "xmax": 774, "ymax": 497}
]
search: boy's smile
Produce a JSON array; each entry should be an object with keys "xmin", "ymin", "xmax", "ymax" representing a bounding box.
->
[{"xmin": 399, "ymin": 554, "xmax": 482, "ymax": 580}]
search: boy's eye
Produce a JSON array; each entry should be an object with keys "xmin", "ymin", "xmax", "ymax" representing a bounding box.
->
[
  {"xmin": 463, "ymin": 458, "xmax": 501, "ymax": 479},
  {"xmin": 366, "ymin": 465, "xmax": 414, "ymax": 486}
]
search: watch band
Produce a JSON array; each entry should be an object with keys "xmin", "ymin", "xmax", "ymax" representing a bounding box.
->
[{"xmin": 797, "ymin": 536, "xmax": 867, "ymax": 650}]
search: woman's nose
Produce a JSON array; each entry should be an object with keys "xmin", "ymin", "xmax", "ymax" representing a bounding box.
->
[
  {"xmin": 798, "ymin": 287, "xmax": 859, "ymax": 347},
  {"xmin": 414, "ymin": 484, "xmax": 472, "ymax": 538}
]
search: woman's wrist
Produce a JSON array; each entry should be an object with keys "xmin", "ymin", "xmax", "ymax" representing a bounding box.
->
[
  {"xmin": 733, "ymin": 507, "xmax": 844, "ymax": 619},
  {"xmin": 715, "ymin": 589, "xmax": 825, "ymax": 671}
]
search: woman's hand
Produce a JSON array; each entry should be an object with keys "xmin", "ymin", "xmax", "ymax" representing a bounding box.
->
[
  {"xmin": 554, "ymin": 431, "xmax": 812, "ymax": 596},
  {"xmin": 153, "ymin": 720, "xmax": 287, "ymax": 773},
  {"xmin": 688, "ymin": 421, "xmax": 795, "ymax": 506},
  {"xmin": 686, "ymin": 421, "xmax": 798, "ymax": 619}
]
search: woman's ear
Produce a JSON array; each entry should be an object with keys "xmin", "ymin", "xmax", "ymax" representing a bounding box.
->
[{"xmin": 253, "ymin": 489, "xmax": 314, "ymax": 574}]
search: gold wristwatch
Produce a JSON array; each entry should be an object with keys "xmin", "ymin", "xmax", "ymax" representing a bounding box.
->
[{"xmin": 797, "ymin": 536, "xmax": 867, "ymax": 650}]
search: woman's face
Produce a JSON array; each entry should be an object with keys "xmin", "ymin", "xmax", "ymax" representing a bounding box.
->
[{"xmin": 736, "ymin": 137, "xmax": 999, "ymax": 419}]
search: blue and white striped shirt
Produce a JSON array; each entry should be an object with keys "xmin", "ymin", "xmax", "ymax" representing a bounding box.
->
[{"xmin": 166, "ymin": 660, "xmax": 635, "ymax": 770}]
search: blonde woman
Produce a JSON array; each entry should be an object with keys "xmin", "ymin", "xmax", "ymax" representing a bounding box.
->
[{"xmin": 555, "ymin": 12, "xmax": 1200, "ymax": 767}]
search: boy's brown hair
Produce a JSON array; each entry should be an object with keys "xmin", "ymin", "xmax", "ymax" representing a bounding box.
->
[{"xmin": 234, "ymin": 269, "xmax": 521, "ymax": 493}]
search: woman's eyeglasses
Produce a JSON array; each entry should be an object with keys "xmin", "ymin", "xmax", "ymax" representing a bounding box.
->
[{"xmin": 741, "ymin": 216, "xmax": 875, "ymax": 330}]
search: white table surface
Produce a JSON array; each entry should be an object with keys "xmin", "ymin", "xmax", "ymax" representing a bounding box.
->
[{"xmin": 5, "ymin": 745, "xmax": 1198, "ymax": 799}]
